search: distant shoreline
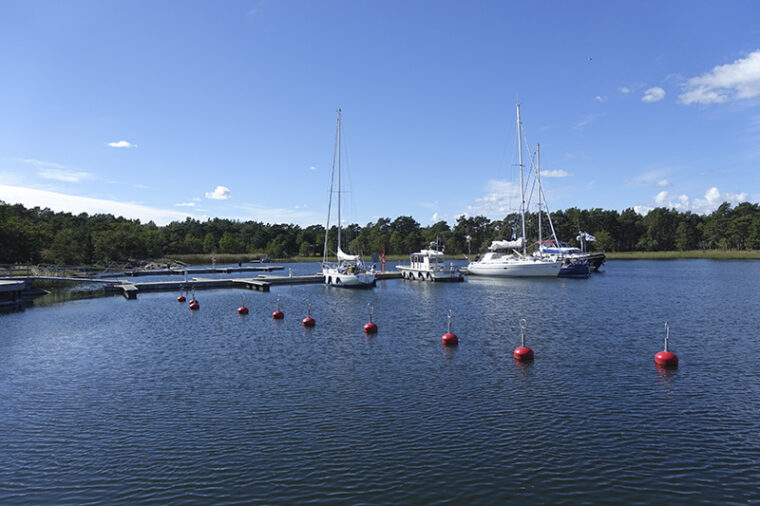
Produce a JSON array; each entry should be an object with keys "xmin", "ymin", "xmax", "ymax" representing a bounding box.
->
[
  {"xmin": 605, "ymin": 250, "xmax": 760, "ymax": 260},
  {"xmin": 163, "ymin": 250, "xmax": 760, "ymax": 265}
]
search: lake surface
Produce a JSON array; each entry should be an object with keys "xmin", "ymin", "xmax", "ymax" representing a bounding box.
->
[{"xmin": 2, "ymin": 260, "xmax": 760, "ymax": 504}]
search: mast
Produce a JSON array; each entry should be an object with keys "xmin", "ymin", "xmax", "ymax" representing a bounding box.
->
[
  {"xmin": 517, "ymin": 103, "xmax": 526, "ymax": 256},
  {"xmin": 537, "ymin": 143, "xmax": 542, "ymax": 250},
  {"xmin": 323, "ymin": 110, "xmax": 340, "ymax": 264},
  {"xmin": 337, "ymin": 108, "xmax": 342, "ymax": 256}
]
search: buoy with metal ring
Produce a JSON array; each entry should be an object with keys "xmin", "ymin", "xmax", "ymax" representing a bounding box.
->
[
  {"xmin": 302, "ymin": 299, "xmax": 315, "ymax": 327},
  {"xmin": 177, "ymin": 295, "xmax": 186, "ymax": 302},
  {"xmin": 441, "ymin": 309, "xmax": 458, "ymax": 346},
  {"xmin": 654, "ymin": 321, "xmax": 678, "ymax": 368},
  {"xmin": 189, "ymin": 301, "xmax": 200, "ymax": 310},
  {"xmin": 513, "ymin": 318, "xmax": 534, "ymax": 361},
  {"xmin": 272, "ymin": 296, "xmax": 284, "ymax": 319},
  {"xmin": 237, "ymin": 306, "xmax": 248, "ymax": 315},
  {"xmin": 364, "ymin": 303, "xmax": 378, "ymax": 334}
]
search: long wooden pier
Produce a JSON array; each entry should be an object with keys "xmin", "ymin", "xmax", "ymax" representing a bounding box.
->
[{"xmin": 108, "ymin": 271, "xmax": 403, "ymax": 299}]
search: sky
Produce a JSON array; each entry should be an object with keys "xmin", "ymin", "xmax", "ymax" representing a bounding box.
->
[{"xmin": 1, "ymin": 0, "xmax": 760, "ymax": 227}]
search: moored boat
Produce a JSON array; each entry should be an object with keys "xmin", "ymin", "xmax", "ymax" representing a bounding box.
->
[
  {"xmin": 321, "ymin": 109, "xmax": 375, "ymax": 288},
  {"xmin": 397, "ymin": 238, "xmax": 463, "ymax": 282},
  {"xmin": 466, "ymin": 103, "xmax": 562, "ymax": 278}
]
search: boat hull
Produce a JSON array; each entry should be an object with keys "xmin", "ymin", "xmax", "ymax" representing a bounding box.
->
[
  {"xmin": 466, "ymin": 259, "xmax": 562, "ymax": 277},
  {"xmin": 322, "ymin": 267, "xmax": 376, "ymax": 288},
  {"xmin": 397, "ymin": 266, "xmax": 463, "ymax": 282}
]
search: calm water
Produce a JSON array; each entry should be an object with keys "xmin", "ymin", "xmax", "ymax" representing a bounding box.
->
[{"xmin": 2, "ymin": 260, "xmax": 759, "ymax": 504}]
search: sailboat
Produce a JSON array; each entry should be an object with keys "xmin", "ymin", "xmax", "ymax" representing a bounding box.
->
[
  {"xmin": 466, "ymin": 104, "xmax": 563, "ymax": 278},
  {"xmin": 321, "ymin": 109, "xmax": 376, "ymax": 288},
  {"xmin": 530, "ymin": 143, "xmax": 591, "ymax": 279}
]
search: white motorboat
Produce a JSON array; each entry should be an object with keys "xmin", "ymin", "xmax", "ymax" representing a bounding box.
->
[
  {"xmin": 466, "ymin": 103, "xmax": 562, "ymax": 278},
  {"xmin": 397, "ymin": 238, "xmax": 463, "ymax": 282},
  {"xmin": 321, "ymin": 109, "xmax": 376, "ymax": 288}
]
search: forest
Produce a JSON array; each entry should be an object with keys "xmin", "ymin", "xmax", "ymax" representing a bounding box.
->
[{"xmin": 2, "ymin": 200, "xmax": 760, "ymax": 265}]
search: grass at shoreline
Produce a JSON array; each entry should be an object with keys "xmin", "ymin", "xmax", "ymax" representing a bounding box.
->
[{"xmin": 606, "ymin": 250, "xmax": 760, "ymax": 260}]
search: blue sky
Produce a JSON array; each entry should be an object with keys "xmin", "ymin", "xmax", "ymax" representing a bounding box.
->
[{"xmin": 1, "ymin": 0, "xmax": 760, "ymax": 226}]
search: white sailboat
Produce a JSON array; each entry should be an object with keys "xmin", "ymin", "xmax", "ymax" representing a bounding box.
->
[
  {"xmin": 321, "ymin": 109, "xmax": 376, "ymax": 288},
  {"xmin": 466, "ymin": 104, "xmax": 563, "ymax": 278}
]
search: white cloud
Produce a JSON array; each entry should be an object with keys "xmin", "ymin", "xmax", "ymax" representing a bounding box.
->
[
  {"xmin": 641, "ymin": 186, "xmax": 749, "ymax": 214},
  {"xmin": 541, "ymin": 169, "xmax": 570, "ymax": 178},
  {"xmin": 432, "ymin": 212, "xmax": 440, "ymax": 222},
  {"xmin": 308, "ymin": 165, "xmax": 317, "ymax": 171},
  {"xmin": 205, "ymin": 185, "xmax": 231, "ymax": 200},
  {"xmin": 107, "ymin": 140, "xmax": 137, "ymax": 148},
  {"xmin": 679, "ymin": 49, "xmax": 760, "ymax": 105},
  {"xmin": 656, "ymin": 179, "xmax": 671, "ymax": 187},
  {"xmin": 37, "ymin": 168, "xmax": 92, "ymax": 183},
  {"xmin": 594, "ymin": 95, "xmax": 607, "ymax": 103},
  {"xmin": 642, "ymin": 87, "xmax": 666, "ymax": 103},
  {"xmin": 619, "ymin": 86, "xmax": 631, "ymax": 94},
  {"xmin": 0, "ymin": 184, "xmax": 192, "ymax": 225},
  {"xmin": 175, "ymin": 202, "xmax": 197, "ymax": 207}
]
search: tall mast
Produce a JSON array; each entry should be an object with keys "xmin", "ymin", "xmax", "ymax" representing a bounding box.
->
[
  {"xmin": 517, "ymin": 103, "xmax": 526, "ymax": 256},
  {"xmin": 337, "ymin": 108, "xmax": 342, "ymax": 255},
  {"xmin": 537, "ymin": 143, "xmax": 542, "ymax": 249}
]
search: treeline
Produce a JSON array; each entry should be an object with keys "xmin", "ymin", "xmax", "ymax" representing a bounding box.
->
[{"xmin": 2, "ymin": 200, "xmax": 760, "ymax": 264}]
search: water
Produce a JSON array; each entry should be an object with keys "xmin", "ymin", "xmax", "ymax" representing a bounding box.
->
[{"xmin": 2, "ymin": 260, "xmax": 759, "ymax": 503}]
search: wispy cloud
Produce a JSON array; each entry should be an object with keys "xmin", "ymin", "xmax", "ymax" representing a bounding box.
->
[
  {"xmin": 466, "ymin": 179, "xmax": 520, "ymax": 217},
  {"xmin": 573, "ymin": 113, "xmax": 604, "ymax": 130},
  {"xmin": 0, "ymin": 184, "xmax": 192, "ymax": 225},
  {"xmin": 205, "ymin": 185, "xmax": 231, "ymax": 200},
  {"xmin": 308, "ymin": 165, "xmax": 317, "ymax": 171},
  {"xmin": 619, "ymin": 86, "xmax": 632, "ymax": 94},
  {"xmin": 541, "ymin": 169, "xmax": 570, "ymax": 178},
  {"xmin": 18, "ymin": 158, "xmax": 67, "ymax": 169},
  {"xmin": 642, "ymin": 86, "xmax": 666, "ymax": 103},
  {"xmin": 175, "ymin": 202, "xmax": 197, "ymax": 207},
  {"xmin": 233, "ymin": 203, "xmax": 321, "ymax": 226},
  {"xmin": 679, "ymin": 49, "xmax": 760, "ymax": 105},
  {"xmin": 594, "ymin": 95, "xmax": 608, "ymax": 103},
  {"xmin": 625, "ymin": 168, "xmax": 673, "ymax": 187},
  {"xmin": 107, "ymin": 140, "xmax": 137, "ymax": 148},
  {"xmin": 37, "ymin": 168, "xmax": 93, "ymax": 183},
  {"xmin": 17, "ymin": 158, "xmax": 92, "ymax": 183}
]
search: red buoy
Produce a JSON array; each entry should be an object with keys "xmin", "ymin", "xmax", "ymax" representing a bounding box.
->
[
  {"xmin": 237, "ymin": 306, "xmax": 249, "ymax": 315},
  {"xmin": 272, "ymin": 297, "xmax": 284, "ymax": 319},
  {"xmin": 441, "ymin": 310, "xmax": 458, "ymax": 346},
  {"xmin": 514, "ymin": 346, "xmax": 534, "ymax": 361},
  {"xmin": 189, "ymin": 299, "xmax": 197, "ymax": 305},
  {"xmin": 189, "ymin": 301, "xmax": 200, "ymax": 310},
  {"xmin": 302, "ymin": 316, "xmax": 315, "ymax": 327},
  {"xmin": 364, "ymin": 303, "xmax": 378, "ymax": 334},
  {"xmin": 177, "ymin": 295, "xmax": 186, "ymax": 302},
  {"xmin": 655, "ymin": 322, "xmax": 678, "ymax": 368},
  {"xmin": 514, "ymin": 319, "xmax": 534, "ymax": 361},
  {"xmin": 441, "ymin": 332, "xmax": 459, "ymax": 346}
]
